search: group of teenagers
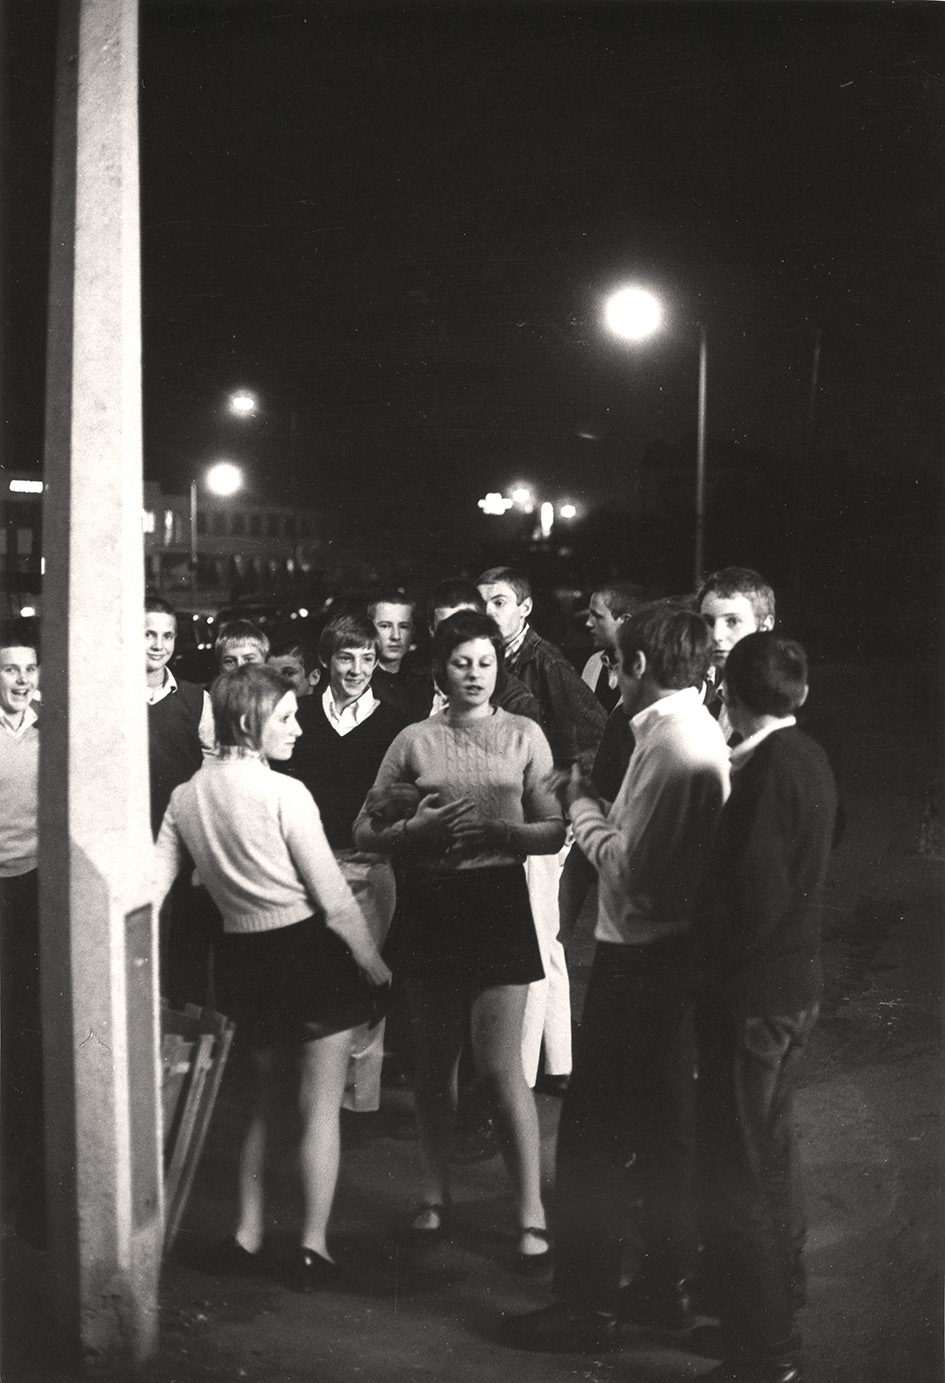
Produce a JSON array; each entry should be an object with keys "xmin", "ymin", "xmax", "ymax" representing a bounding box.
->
[{"xmin": 0, "ymin": 561, "xmax": 838, "ymax": 1383}]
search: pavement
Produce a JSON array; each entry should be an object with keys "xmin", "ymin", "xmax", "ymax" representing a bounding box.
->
[{"xmin": 3, "ymin": 661, "xmax": 942, "ymax": 1382}]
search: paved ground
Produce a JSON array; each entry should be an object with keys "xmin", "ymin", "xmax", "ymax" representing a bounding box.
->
[{"xmin": 3, "ymin": 662, "xmax": 942, "ymax": 1381}]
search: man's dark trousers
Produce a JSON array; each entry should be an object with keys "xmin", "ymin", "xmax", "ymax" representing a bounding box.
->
[
  {"xmin": 553, "ymin": 937, "xmax": 697, "ymax": 1311},
  {"xmin": 695, "ymin": 1004, "xmax": 818, "ymax": 1355}
]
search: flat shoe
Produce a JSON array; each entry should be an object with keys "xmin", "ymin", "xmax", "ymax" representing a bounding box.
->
[
  {"xmin": 294, "ymin": 1247, "xmax": 340, "ymax": 1294},
  {"xmin": 515, "ymin": 1225, "xmax": 552, "ymax": 1275}
]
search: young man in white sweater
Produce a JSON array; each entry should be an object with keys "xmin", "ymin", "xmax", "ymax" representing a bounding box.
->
[{"xmin": 504, "ymin": 603, "xmax": 730, "ymax": 1355}]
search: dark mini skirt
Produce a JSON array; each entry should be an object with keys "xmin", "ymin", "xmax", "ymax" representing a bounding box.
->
[
  {"xmin": 384, "ymin": 863, "xmax": 544, "ymax": 988},
  {"xmin": 218, "ymin": 914, "xmax": 374, "ymax": 1049}
]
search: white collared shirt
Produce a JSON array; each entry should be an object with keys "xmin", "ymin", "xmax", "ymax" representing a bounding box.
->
[
  {"xmin": 323, "ymin": 684, "xmax": 380, "ymax": 737},
  {"xmin": 729, "ymin": 717, "xmax": 796, "ymax": 772},
  {"xmin": 0, "ymin": 703, "xmax": 38, "ymax": 739}
]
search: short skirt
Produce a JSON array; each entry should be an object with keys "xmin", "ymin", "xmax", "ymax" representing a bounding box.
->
[
  {"xmin": 384, "ymin": 863, "xmax": 544, "ymax": 988},
  {"xmin": 217, "ymin": 914, "xmax": 374, "ymax": 1048}
]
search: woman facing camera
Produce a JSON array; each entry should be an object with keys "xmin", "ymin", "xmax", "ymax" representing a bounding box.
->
[
  {"xmin": 354, "ymin": 610, "xmax": 565, "ymax": 1269},
  {"xmin": 154, "ymin": 664, "xmax": 391, "ymax": 1291}
]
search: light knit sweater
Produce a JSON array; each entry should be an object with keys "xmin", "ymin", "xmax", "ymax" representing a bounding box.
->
[
  {"xmin": 353, "ymin": 707, "xmax": 565, "ymax": 871},
  {"xmin": 570, "ymin": 687, "xmax": 730, "ymax": 945},
  {"xmin": 153, "ymin": 754, "xmax": 378, "ymax": 965},
  {"xmin": 0, "ymin": 710, "xmax": 38, "ymax": 876}
]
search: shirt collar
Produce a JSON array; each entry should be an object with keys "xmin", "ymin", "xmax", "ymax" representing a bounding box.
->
[
  {"xmin": 629, "ymin": 685, "xmax": 702, "ymax": 738},
  {"xmin": 324, "ymin": 683, "xmax": 379, "ymax": 729},
  {"xmin": 504, "ymin": 623, "xmax": 529, "ymax": 659},
  {"xmin": 0, "ymin": 703, "xmax": 38, "ymax": 737},
  {"xmin": 146, "ymin": 667, "xmax": 177, "ymax": 704},
  {"xmin": 730, "ymin": 717, "xmax": 796, "ymax": 771}
]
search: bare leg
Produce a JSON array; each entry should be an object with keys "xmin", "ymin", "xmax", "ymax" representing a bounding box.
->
[
  {"xmin": 406, "ymin": 979, "xmax": 465, "ymax": 1215},
  {"xmin": 297, "ymin": 1028, "xmax": 356, "ymax": 1258},
  {"xmin": 235, "ymin": 1046, "xmax": 276, "ymax": 1254},
  {"xmin": 471, "ymin": 984, "xmax": 547, "ymax": 1253}
]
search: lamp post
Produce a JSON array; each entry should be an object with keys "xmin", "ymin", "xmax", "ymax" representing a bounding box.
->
[
  {"xmin": 189, "ymin": 460, "xmax": 243, "ymax": 591},
  {"xmin": 604, "ymin": 286, "xmax": 708, "ymax": 589}
]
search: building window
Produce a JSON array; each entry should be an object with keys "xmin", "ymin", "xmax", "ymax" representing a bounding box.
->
[
  {"xmin": 231, "ymin": 512, "xmax": 246, "ymax": 536},
  {"xmin": 283, "ymin": 515, "xmax": 296, "ymax": 538},
  {"xmin": 211, "ymin": 510, "xmax": 227, "ymax": 536},
  {"xmin": 196, "ymin": 512, "xmax": 208, "ymax": 535},
  {"xmin": 266, "ymin": 513, "xmax": 280, "ymax": 538},
  {"xmin": 163, "ymin": 510, "xmax": 176, "ymax": 546},
  {"xmin": 249, "ymin": 513, "xmax": 262, "ymax": 537},
  {"xmin": 17, "ymin": 527, "xmax": 33, "ymax": 555},
  {"xmin": 299, "ymin": 516, "xmax": 311, "ymax": 537}
]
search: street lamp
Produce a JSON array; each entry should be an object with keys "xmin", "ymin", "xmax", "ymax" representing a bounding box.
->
[
  {"xmin": 603, "ymin": 286, "xmax": 708, "ymax": 589},
  {"xmin": 189, "ymin": 461, "xmax": 244, "ymax": 590},
  {"xmin": 229, "ymin": 390, "xmax": 257, "ymax": 415}
]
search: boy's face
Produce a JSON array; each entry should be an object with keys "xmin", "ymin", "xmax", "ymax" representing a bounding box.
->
[
  {"xmin": 586, "ymin": 592, "xmax": 622, "ymax": 651},
  {"xmin": 699, "ymin": 592, "xmax": 772, "ymax": 669},
  {"xmin": 268, "ymin": 654, "xmax": 313, "ymax": 697},
  {"xmin": 145, "ymin": 611, "xmax": 176, "ymax": 680},
  {"xmin": 372, "ymin": 603, "xmax": 414, "ymax": 669},
  {"xmin": 478, "ymin": 581, "xmax": 531, "ymax": 644},
  {"xmin": 0, "ymin": 646, "xmax": 39, "ymax": 719},
  {"xmin": 220, "ymin": 641, "xmax": 265, "ymax": 672},
  {"xmin": 328, "ymin": 644, "xmax": 377, "ymax": 708}
]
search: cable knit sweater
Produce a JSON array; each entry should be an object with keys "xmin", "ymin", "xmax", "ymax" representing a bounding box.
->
[
  {"xmin": 153, "ymin": 753, "xmax": 379, "ymax": 966},
  {"xmin": 353, "ymin": 708, "xmax": 565, "ymax": 871}
]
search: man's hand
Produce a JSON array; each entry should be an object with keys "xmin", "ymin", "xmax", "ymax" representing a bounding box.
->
[{"xmin": 548, "ymin": 762, "xmax": 598, "ymax": 811}]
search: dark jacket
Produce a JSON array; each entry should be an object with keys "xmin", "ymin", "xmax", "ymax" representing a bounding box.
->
[
  {"xmin": 690, "ymin": 725, "xmax": 838, "ymax": 1014},
  {"xmin": 505, "ymin": 627, "xmax": 607, "ymax": 767}
]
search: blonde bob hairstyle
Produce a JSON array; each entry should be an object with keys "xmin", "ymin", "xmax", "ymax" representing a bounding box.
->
[{"xmin": 211, "ymin": 663, "xmax": 292, "ymax": 750}]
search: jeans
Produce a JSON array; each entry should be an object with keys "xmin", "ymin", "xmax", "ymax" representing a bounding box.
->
[
  {"xmin": 695, "ymin": 1004, "xmax": 818, "ymax": 1356},
  {"xmin": 553, "ymin": 938, "xmax": 697, "ymax": 1311}
]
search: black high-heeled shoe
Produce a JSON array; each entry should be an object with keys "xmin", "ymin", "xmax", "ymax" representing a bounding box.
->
[{"xmin": 294, "ymin": 1247, "xmax": 340, "ymax": 1294}]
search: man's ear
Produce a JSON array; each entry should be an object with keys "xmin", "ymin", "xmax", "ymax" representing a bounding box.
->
[
  {"xmin": 520, "ymin": 595, "xmax": 533, "ymax": 621},
  {"xmin": 760, "ymin": 614, "xmax": 775, "ymax": 632},
  {"xmin": 629, "ymin": 649, "xmax": 646, "ymax": 680},
  {"xmin": 797, "ymin": 684, "xmax": 809, "ymax": 709},
  {"xmin": 238, "ymin": 712, "xmax": 251, "ymax": 738}
]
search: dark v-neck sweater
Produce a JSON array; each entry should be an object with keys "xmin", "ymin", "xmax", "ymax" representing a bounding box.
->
[{"xmin": 275, "ymin": 695, "xmax": 408, "ymax": 851}]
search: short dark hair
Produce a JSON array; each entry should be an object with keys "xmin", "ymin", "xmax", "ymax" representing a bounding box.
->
[
  {"xmin": 595, "ymin": 579, "xmax": 645, "ymax": 621},
  {"xmin": 214, "ymin": 619, "xmax": 270, "ymax": 659},
  {"xmin": 366, "ymin": 592, "xmax": 415, "ymax": 622},
  {"xmin": 0, "ymin": 617, "xmax": 39, "ymax": 658},
  {"xmin": 617, "ymin": 602, "xmax": 713, "ymax": 691},
  {"xmin": 427, "ymin": 578, "xmax": 486, "ymax": 625},
  {"xmin": 267, "ymin": 637, "xmax": 316, "ymax": 674},
  {"xmin": 475, "ymin": 566, "xmax": 531, "ymax": 603},
  {"xmin": 318, "ymin": 612, "xmax": 379, "ymax": 667},
  {"xmin": 724, "ymin": 633, "xmax": 808, "ymax": 717},
  {"xmin": 696, "ymin": 566, "xmax": 776, "ymax": 625},
  {"xmin": 432, "ymin": 610, "xmax": 505, "ymax": 693},
  {"xmin": 211, "ymin": 664, "xmax": 290, "ymax": 749},
  {"xmin": 145, "ymin": 595, "xmax": 177, "ymax": 620}
]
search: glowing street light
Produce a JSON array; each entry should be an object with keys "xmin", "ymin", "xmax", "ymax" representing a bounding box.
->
[
  {"xmin": 206, "ymin": 460, "xmax": 242, "ymax": 496},
  {"xmin": 559, "ymin": 503, "xmax": 577, "ymax": 520},
  {"xmin": 604, "ymin": 285, "xmax": 707, "ymax": 587},
  {"xmin": 229, "ymin": 390, "xmax": 257, "ymax": 415},
  {"xmin": 603, "ymin": 285, "xmax": 662, "ymax": 342}
]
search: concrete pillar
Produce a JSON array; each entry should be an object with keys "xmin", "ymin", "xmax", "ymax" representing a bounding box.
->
[{"xmin": 39, "ymin": 0, "xmax": 162, "ymax": 1370}]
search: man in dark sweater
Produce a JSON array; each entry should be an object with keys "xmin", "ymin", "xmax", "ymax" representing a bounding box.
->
[
  {"xmin": 145, "ymin": 596, "xmax": 219, "ymax": 1007},
  {"xmin": 275, "ymin": 612, "xmax": 408, "ymax": 851},
  {"xmin": 689, "ymin": 633, "xmax": 838, "ymax": 1383}
]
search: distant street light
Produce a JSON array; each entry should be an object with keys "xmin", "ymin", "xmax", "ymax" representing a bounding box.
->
[
  {"xmin": 559, "ymin": 503, "xmax": 577, "ymax": 520},
  {"xmin": 189, "ymin": 461, "xmax": 244, "ymax": 590},
  {"xmin": 603, "ymin": 285, "xmax": 707, "ymax": 588},
  {"xmin": 229, "ymin": 390, "xmax": 257, "ymax": 415}
]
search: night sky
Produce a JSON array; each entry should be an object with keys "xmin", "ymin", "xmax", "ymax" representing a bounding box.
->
[{"xmin": 2, "ymin": 1, "xmax": 943, "ymax": 587}]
